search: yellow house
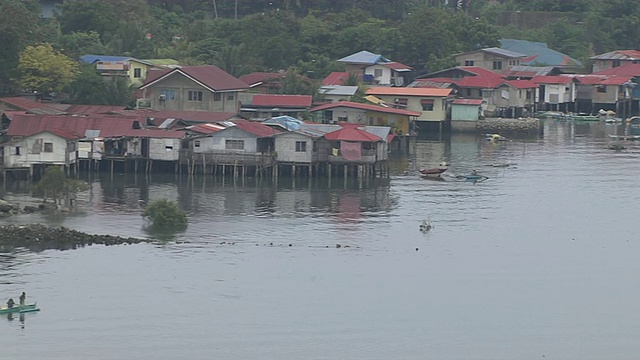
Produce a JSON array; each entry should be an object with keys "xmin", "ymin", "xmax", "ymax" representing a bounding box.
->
[
  {"xmin": 308, "ymin": 101, "xmax": 421, "ymax": 135},
  {"xmin": 365, "ymin": 87, "xmax": 453, "ymax": 122}
]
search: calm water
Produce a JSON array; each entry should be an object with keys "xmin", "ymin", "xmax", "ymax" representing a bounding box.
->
[{"xmin": 2, "ymin": 120, "xmax": 640, "ymax": 359}]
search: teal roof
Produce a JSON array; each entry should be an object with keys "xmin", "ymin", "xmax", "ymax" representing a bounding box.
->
[{"xmin": 500, "ymin": 39, "xmax": 582, "ymax": 67}]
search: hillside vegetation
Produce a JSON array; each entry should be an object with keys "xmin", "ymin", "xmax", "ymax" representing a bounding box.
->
[{"xmin": 1, "ymin": 0, "xmax": 638, "ymax": 97}]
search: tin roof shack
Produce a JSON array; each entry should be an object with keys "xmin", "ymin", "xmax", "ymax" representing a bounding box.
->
[
  {"xmin": 454, "ymin": 48, "xmax": 526, "ymax": 72},
  {"xmin": 317, "ymin": 123, "xmax": 389, "ymax": 166},
  {"xmin": 2, "ymin": 129, "xmax": 82, "ymax": 170},
  {"xmin": 590, "ymin": 50, "xmax": 640, "ymax": 73},
  {"xmin": 144, "ymin": 130, "xmax": 186, "ymax": 162},
  {"xmin": 450, "ymin": 99, "xmax": 485, "ymax": 132},
  {"xmin": 239, "ymin": 94, "xmax": 313, "ymax": 120},
  {"xmin": 308, "ymin": 101, "xmax": 421, "ymax": 136},
  {"xmin": 183, "ymin": 120, "xmax": 277, "ymax": 174},
  {"xmin": 531, "ymin": 76, "xmax": 576, "ymax": 112},
  {"xmin": 570, "ymin": 75, "xmax": 635, "ymax": 114},
  {"xmin": 482, "ymin": 80, "xmax": 538, "ymax": 118}
]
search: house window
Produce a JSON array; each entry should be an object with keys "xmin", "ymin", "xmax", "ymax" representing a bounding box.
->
[
  {"xmin": 15, "ymin": 146, "xmax": 20, "ymax": 155},
  {"xmin": 227, "ymin": 93, "xmax": 234, "ymax": 101},
  {"xmin": 466, "ymin": 88, "xmax": 472, "ymax": 96},
  {"xmin": 613, "ymin": 60, "xmax": 621, "ymax": 68},
  {"xmin": 492, "ymin": 61, "xmax": 502, "ymax": 70},
  {"xmin": 295, "ymin": 141, "xmax": 307, "ymax": 152},
  {"xmin": 464, "ymin": 60, "xmax": 474, "ymax": 66},
  {"xmin": 43, "ymin": 142, "xmax": 53, "ymax": 152},
  {"xmin": 394, "ymin": 98, "xmax": 408, "ymax": 108},
  {"xmin": 338, "ymin": 116, "xmax": 348, "ymax": 122},
  {"xmin": 188, "ymin": 90, "xmax": 203, "ymax": 101},
  {"xmin": 526, "ymin": 90, "xmax": 532, "ymax": 100},
  {"xmin": 165, "ymin": 145, "xmax": 173, "ymax": 151},
  {"xmin": 225, "ymin": 139, "xmax": 244, "ymax": 150},
  {"xmin": 374, "ymin": 69, "xmax": 382, "ymax": 77},
  {"xmin": 194, "ymin": 140, "xmax": 200, "ymax": 148},
  {"xmin": 160, "ymin": 89, "xmax": 176, "ymax": 100},
  {"xmin": 214, "ymin": 93, "xmax": 222, "ymax": 101},
  {"xmin": 597, "ymin": 85, "xmax": 607, "ymax": 93},
  {"xmin": 421, "ymin": 99, "xmax": 434, "ymax": 111},
  {"xmin": 133, "ymin": 68, "xmax": 142, "ymax": 78},
  {"xmin": 369, "ymin": 116, "xmax": 374, "ymax": 125}
]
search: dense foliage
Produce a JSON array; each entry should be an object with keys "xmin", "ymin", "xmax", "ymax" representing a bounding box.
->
[
  {"xmin": 143, "ymin": 199, "xmax": 188, "ymax": 228},
  {"xmin": 1, "ymin": 0, "xmax": 639, "ymax": 99}
]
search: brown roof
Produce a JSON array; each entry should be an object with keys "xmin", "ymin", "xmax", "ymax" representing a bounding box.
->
[
  {"xmin": 141, "ymin": 65, "xmax": 249, "ymax": 92},
  {"xmin": 309, "ymin": 101, "xmax": 421, "ymax": 117},
  {"xmin": 367, "ymin": 87, "xmax": 452, "ymax": 97}
]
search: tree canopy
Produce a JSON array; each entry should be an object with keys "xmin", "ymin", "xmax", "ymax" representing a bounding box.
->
[
  {"xmin": 17, "ymin": 44, "xmax": 79, "ymax": 94},
  {"xmin": 1, "ymin": 0, "xmax": 640, "ymax": 97}
]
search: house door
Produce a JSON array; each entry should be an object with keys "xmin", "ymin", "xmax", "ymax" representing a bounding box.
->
[{"xmin": 141, "ymin": 138, "xmax": 149, "ymax": 157}]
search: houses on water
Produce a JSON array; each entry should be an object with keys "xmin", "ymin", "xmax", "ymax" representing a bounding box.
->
[{"xmin": 3, "ymin": 42, "xmax": 640, "ymax": 179}]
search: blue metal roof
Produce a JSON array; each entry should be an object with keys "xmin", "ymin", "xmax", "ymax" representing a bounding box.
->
[
  {"xmin": 79, "ymin": 55, "xmax": 131, "ymax": 64},
  {"xmin": 337, "ymin": 51, "xmax": 389, "ymax": 65},
  {"xmin": 500, "ymin": 39, "xmax": 583, "ymax": 67}
]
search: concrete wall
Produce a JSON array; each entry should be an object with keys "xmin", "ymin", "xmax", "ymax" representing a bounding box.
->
[
  {"xmin": 274, "ymin": 132, "xmax": 315, "ymax": 163},
  {"xmin": 454, "ymin": 52, "xmax": 520, "ymax": 70},
  {"xmin": 592, "ymin": 85, "xmax": 619, "ymax": 104},
  {"xmin": 365, "ymin": 64, "xmax": 392, "ymax": 86},
  {"xmin": 451, "ymin": 120, "xmax": 478, "ymax": 132},
  {"xmin": 540, "ymin": 83, "xmax": 574, "ymax": 104},
  {"xmin": 149, "ymin": 138, "xmax": 181, "ymax": 161},
  {"xmin": 4, "ymin": 133, "xmax": 73, "ymax": 168},
  {"xmin": 145, "ymin": 75, "xmax": 241, "ymax": 112}
]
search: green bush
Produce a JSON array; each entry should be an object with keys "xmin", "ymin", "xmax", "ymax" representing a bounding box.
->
[{"xmin": 142, "ymin": 199, "xmax": 187, "ymax": 228}]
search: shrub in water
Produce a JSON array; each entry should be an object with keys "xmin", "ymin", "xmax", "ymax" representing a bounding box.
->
[{"xmin": 142, "ymin": 199, "xmax": 187, "ymax": 228}]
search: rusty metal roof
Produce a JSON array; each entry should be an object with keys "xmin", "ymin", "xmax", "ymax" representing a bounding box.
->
[{"xmin": 141, "ymin": 65, "xmax": 249, "ymax": 92}]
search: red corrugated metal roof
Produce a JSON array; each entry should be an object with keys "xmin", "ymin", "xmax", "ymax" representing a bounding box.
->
[
  {"xmin": 531, "ymin": 76, "xmax": 573, "ymax": 84},
  {"xmin": 228, "ymin": 119, "xmax": 277, "ymax": 137},
  {"xmin": 64, "ymin": 105, "xmax": 129, "ymax": 115},
  {"xmin": 239, "ymin": 72, "xmax": 284, "ymax": 86},
  {"xmin": 188, "ymin": 123, "xmax": 226, "ymax": 134},
  {"xmin": 309, "ymin": 101, "xmax": 421, "ymax": 117},
  {"xmin": 322, "ymin": 71, "xmax": 350, "ymax": 86},
  {"xmin": 7, "ymin": 114, "xmax": 184, "ymax": 138},
  {"xmin": 599, "ymin": 76, "xmax": 634, "ymax": 85},
  {"xmin": 503, "ymin": 80, "xmax": 539, "ymax": 89},
  {"xmin": 591, "ymin": 50, "xmax": 640, "ymax": 60},
  {"xmin": 459, "ymin": 66, "xmax": 506, "ymax": 78},
  {"xmin": 324, "ymin": 123, "xmax": 382, "ymax": 142},
  {"xmin": 452, "ymin": 99, "xmax": 484, "ymax": 105},
  {"xmin": 457, "ymin": 76, "xmax": 504, "ymax": 88},
  {"xmin": 45, "ymin": 128, "xmax": 84, "ymax": 140},
  {"xmin": 367, "ymin": 87, "xmax": 452, "ymax": 97},
  {"xmin": 0, "ymin": 97, "xmax": 68, "ymax": 113},
  {"xmin": 571, "ymin": 75, "xmax": 608, "ymax": 85},
  {"xmin": 251, "ymin": 94, "xmax": 312, "ymax": 108},
  {"xmin": 382, "ymin": 61, "xmax": 412, "ymax": 71},
  {"xmin": 592, "ymin": 64, "xmax": 640, "ymax": 76},
  {"xmin": 142, "ymin": 65, "xmax": 249, "ymax": 92}
]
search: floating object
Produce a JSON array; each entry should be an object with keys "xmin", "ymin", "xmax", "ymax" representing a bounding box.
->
[
  {"xmin": 456, "ymin": 174, "xmax": 489, "ymax": 182},
  {"xmin": 608, "ymin": 143, "xmax": 626, "ymax": 150},
  {"xmin": 0, "ymin": 303, "xmax": 39, "ymax": 315},
  {"xmin": 419, "ymin": 220, "xmax": 433, "ymax": 232},
  {"xmin": 419, "ymin": 161, "xmax": 448, "ymax": 178},
  {"xmin": 485, "ymin": 133, "xmax": 509, "ymax": 142},
  {"xmin": 608, "ymin": 134, "xmax": 640, "ymax": 140}
]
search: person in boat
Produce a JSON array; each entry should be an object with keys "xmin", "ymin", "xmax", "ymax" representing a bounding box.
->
[
  {"xmin": 19, "ymin": 292, "xmax": 25, "ymax": 306},
  {"xmin": 471, "ymin": 169, "xmax": 478, "ymax": 175},
  {"xmin": 6, "ymin": 298, "xmax": 15, "ymax": 308}
]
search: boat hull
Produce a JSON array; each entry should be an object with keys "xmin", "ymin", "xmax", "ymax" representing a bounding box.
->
[
  {"xmin": 0, "ymin": 303, "xmax": 38, "ymax": 314},
  {"xmin": 419, "ymin": 168, "xmax": 447, "ymax": 177}
]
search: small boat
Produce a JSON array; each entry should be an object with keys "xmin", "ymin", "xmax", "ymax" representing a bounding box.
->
[
  {"xmin": 420, "ymin": 161, "xmax": 448, "ymax": 178},
  {"xmin": 456, "ymin": 174, "xmax": 489, "ymax": 182},
  {"xmin": 608, "ymin": 134, "xmax": 640, "ymax": 140},
  {"xmin": 0, "ymin": 303, "xmax": 39, "ymax": 314},
  {"xmin": 571, "ymin": 114, "xmax": 600, "ymax": 122}
]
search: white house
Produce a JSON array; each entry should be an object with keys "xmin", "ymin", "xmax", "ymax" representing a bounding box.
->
[
  {"xmin": 531, "ymin": 76, "xmax": 576, "ymax": 112},
  {"xmin": 3, "ymin": 129, "xmax": 81, "ymax": 169}
]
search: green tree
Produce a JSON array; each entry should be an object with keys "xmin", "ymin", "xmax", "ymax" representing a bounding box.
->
[
  {"xmin": 0, "ymin": 0, "xmax": 41, "ymax": 94},
  {"xmin": 143, "ymin": 199, "xmax": 188, "ymax": 228},
  {"xmin": 17, "ymin": 43, "xmax": 79, "ymax": 94},
  {"xmin": 32, "ymin": 166, "xmax": 89, "ymax": 205},
  {"xmin": 58, "ymin": 31, "xmax": 110, "ymax": 60},
  {"xmin": 57, "ymin": 0, "xmax": 119, "ymax": 39}
]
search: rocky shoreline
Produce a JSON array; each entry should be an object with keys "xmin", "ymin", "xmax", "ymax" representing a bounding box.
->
[{"xmin": 0, "ymin": 224, "xmax": 149, "ymax": 252}]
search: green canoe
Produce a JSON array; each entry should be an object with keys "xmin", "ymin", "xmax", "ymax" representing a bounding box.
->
[{"xmin": 0, "ymin": 303, "xmax": 39, "ymax": 314}]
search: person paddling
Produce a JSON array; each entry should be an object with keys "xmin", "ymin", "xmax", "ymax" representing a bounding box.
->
[
  {"xmin": 6, "ymin": 298, "xmax": 15, "ymax": 308},
  {"xmin": 19, "ymin": 292, "xmax": 26, "ymax": 306}
]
